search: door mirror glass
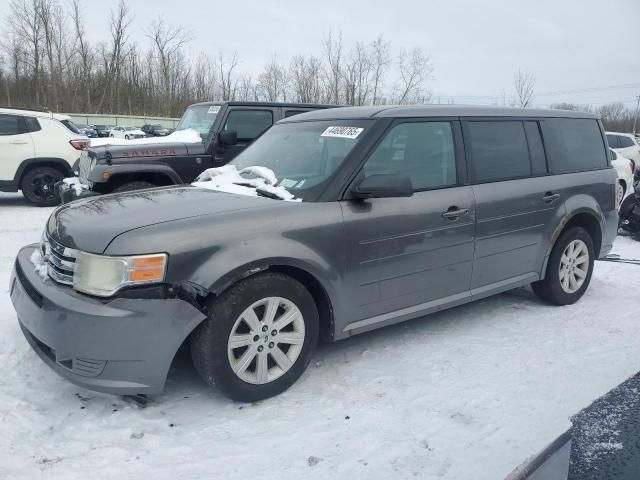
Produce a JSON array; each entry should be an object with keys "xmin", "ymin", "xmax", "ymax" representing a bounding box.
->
[
  {"xmin": 219, "ymin": 130, "xmax": 238, "ymax": 146},
  {"xmin": 351, "ymin": 174, "xmax": 413, "ymax": 199}
]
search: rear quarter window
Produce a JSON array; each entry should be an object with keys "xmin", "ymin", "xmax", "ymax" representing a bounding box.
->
[
  {"xmin": 60, "ymin": 119, "xmax": 82, "ymax": 134},
  {"xmin": 542, "ymin": 119, "xmax": 607, "ymax": 173},
  {"xmin": 606, "ymin": 134, "xmax": 620, "ymax": 148}
]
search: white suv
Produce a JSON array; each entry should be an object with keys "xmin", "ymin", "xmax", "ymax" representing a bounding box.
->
[
  {"xmin": 606, "ymin": 131, "xmax": 640, "ymax": 164},
  {"xmin": 0, "ymin": 108, "xmax": 89, "ymax": 206}
]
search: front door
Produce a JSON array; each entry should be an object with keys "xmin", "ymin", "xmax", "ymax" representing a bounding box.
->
[
  {"xmin": 215, "ymin": 108, "xmax": 275, "ymax": 164},
  {"xmin": 0, "ymin": 114, "xmax": 35, "ymax": 181},
  {"xmin": 341, "ymin": 119, "xmax": 475, "ymax": 332}
]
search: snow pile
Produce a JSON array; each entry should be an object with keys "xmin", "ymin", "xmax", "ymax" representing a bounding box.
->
[
  {"xmin": 90, "ymin": 128, "xmax": 201, "ymax": 147},
  {"xmin": 192, "ymin": 165, "xmax": 300, "ymax": 201},
  {"xmin": 62, "ymin": 177, "xmax": 87, "ymax": 196},
  {"xmin": 29, "ymin": 249, "xmax": 48, "ymax": 281}
]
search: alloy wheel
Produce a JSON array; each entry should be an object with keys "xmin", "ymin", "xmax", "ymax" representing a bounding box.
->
[
  {"xmin": 227, "ymin": 297, "xmax": 305, "ymax": 385},
  {"xmin": 559, "ymin": 239, "xmax": 589, "ymax": 294}
]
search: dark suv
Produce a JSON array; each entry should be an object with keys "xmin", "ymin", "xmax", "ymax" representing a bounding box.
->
[
  {"xmin": 66, "ymin": 101, "xmax": 336, "ymax": 197},
  {"xmin": 11, "ymin": 105, "xmax": 618, "ymax": 402}
]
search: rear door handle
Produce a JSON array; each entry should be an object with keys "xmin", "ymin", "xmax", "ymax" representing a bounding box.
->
[
  {"xmin": 442, "ymin": 207, "xmax": 470, "ymax": 220},
  {"xmin": 542, "ymin": 192, "xmax": 560, "ymax": 203},
  {"xmin": 10, "ymin": 140, "xmax": 28, "ymax": 145}
]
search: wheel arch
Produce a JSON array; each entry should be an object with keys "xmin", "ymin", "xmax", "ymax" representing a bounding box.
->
[
  {"xmin": 541, "ymin": 208, "xmax": 603, "ymax": 278},
  {"xmin": 88, "ymin": 164, "xmax": 182, "ymax": 192},
  {"xmin": 206, "ymin": 259, "xmax": 336, "ymax": 343},
  {"xmin": 14, "ymin": 158, "xmax": 73, "ymax": 185}
]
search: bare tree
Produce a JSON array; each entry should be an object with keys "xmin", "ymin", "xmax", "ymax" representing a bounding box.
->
[
  {"xmin": 257, "ymin": 56, "xmax": 288, "ymax": 102},
  {"xmin": 147, "ymin": 16, "xmax": 192, "ymax": 115},
  {"xmin": 216, "ymin": 51, "xmax": 239, "ymax": 101},
  {"xmin": 95, "ymin": 0, "xmax": 132, "ymax": 113},
  {"xmin": 394, "ymin": 47, "xmax": 432, "ymax": 104},
  {"xmin": 322, "ymin": 31, "xmax": 343, "ymax": 104},
  {"xmin": 370, "ymin": 35, "xmax": 390, "ymax": 105},
  {"xmin": 9, "ymin": 0, "xmax": 43, "ymax": 106},
  {"xmin": 514, "ymin": 69, "xmax": 535, "ymax": 107},
  {"xmin": 69, "ymin": 0, "xmax": 93, "ymax": 111},
  {"xmin": 289, "ymin": 55, "xmax": 322, "ymax": 103},
  {"xmin": 342, "ymin": 41, "xmax": 372, "ymax": 106}
]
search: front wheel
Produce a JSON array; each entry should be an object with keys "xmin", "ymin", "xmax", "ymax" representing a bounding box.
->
[
  {"xmin": 532, "ymin": 227, "xmax": 595, "ymax": 305},
  {"xmin": 20, "ymin": 166, "xmax": 64, "ymax": 207},
  {"xmin": 191, "ymin": 272, "xmax": 319, "ymax": 402}
]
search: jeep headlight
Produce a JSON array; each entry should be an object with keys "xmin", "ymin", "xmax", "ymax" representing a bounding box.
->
[{"xmin": 73, "ymin": 252, "xmax": 167, "ymax": 297}]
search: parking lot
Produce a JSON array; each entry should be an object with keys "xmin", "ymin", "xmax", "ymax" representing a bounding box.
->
[{"xmin": 2, "ymin": 191, "xmax": 639, "ymax": 480}]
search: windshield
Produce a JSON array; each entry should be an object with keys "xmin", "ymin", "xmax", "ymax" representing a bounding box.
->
[
  {"xmin": 176, "ymin": 104, "xmax": 220, "ymax": 137},
  {"xmin": 228, "ymin": 119, "xmax": 373, "ymax": 201}
]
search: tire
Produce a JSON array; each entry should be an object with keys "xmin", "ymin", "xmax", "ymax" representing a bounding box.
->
[
  {"xmin": 125, "ymin": 135, "xmax": 129, "ymax": 140},
  {"xmin": 20, "ymin": 166, "xmax": 64, "ymax": 207},
  {"xmin": 619, "ymin": 194, "xmax": 636, "ymax": 230},
  {"xmin": 112, "ymin": 181, "xmax": 156, "ymax": 193},
  {"xmin": 532, "ymin": 226, "xmax": 595, "ymax": 306},
  {"xmin": 191, "ymin": 272, "xmax": 319, "ymax": 402}
]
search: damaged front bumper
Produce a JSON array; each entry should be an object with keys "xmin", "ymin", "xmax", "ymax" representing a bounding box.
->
[{"xmin": 10, "ymin": 245, "xmax": 207, "ymax": 395}]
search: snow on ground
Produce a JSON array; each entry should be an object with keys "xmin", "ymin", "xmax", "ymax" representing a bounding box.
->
[
  {"xmin": 89, "ymin": 128, "xmax": 201, "ymax": 147},
  {"xmin": 1, "ymin": 191, "xmax": 640, "ymax": 480}
]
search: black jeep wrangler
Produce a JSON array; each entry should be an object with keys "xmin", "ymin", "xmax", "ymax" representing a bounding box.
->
[{"xmin": 64, "ymin": 101, "xmax": 336, "ymax": 200}]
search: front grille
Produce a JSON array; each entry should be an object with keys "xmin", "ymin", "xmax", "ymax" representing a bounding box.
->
[
  {"xmin": 43, "ymin": 235, "xmax": 78, "ymax": 286},
  {"xmin": 78, "ymin": 152, "xmax": 96, "ymax": 185}
]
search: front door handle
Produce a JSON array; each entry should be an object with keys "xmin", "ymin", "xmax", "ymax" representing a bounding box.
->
[
  {"xmin": 442, "ymin": 207, "xmax": 470, "ymax": 220},
  {"xmin": 542, "ymin": 192, "xmax": 560, "ymax": 203},
  {"xmin": 10, "ymin": 140, "xmax": 28, "ymax": 145}
]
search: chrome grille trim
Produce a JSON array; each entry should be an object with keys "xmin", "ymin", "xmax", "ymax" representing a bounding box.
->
[{"xmin": 43, "ymin": 235, "xmax": 78, "ymax": 286}]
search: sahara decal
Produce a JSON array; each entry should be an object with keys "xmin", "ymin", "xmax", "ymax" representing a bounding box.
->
[{"xmin": 122, "ymin": 148, "xmax": 178, "ymax": 158}]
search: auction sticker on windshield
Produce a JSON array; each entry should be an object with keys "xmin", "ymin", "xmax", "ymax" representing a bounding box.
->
[
  {"xmin": 207, "ymin": 106, "xmax": 220, "ymax": 114},
  {"xmin": 321, "ymin": 126, "xmax": 364, "ymax": 139}
]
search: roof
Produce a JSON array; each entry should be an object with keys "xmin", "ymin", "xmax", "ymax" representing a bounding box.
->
[
  {"xmin": 189, "ymin": 101, "xmax": 339, "ymax": 109},
  {"xmin": 0, "ymin": 107, "xmax": 70, "ymax": 121},
  {"xmin": 279, "ymin": 104, "xmax": 600, "ymax": 123}
]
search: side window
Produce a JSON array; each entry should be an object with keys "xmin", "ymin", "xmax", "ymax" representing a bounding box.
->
[
  {"xmin": 524, "ymin": 121, "xmax": 547, "ymax": 175},
  {"xmin": 223, "ymin": 110, "xmax": 273, "ymax": 142},
  {"xmin": 363, "ymin": 121, "xmax": 457, "ymax": 190},
  {"xmin": 606, "ymin": 134, "xmax": 620, "ymax": 148},
  {"xmin": 0, "ymin": 114, "xmax": 22, "ymax": 136},
  {"xmin": 466, "ymin": 121, "xmax": 531, "ymax": 183},
  {"xmin": 284, "ymin": 110, "xmax": 309, "ymax": 118},
  {"xmin": 541, "ymin": 118, "xmax": 607, "ymax": 173},
  {"xmin": 24, "ymin": 116, "xmax": 41, "ymax": 133},
  {"xmin": 618, "ymin": 136, "xmax": 635, "ymax": 148},
  {"xmin": 61, "ymin": 120, "xmax": 82, "ymax": 134}
]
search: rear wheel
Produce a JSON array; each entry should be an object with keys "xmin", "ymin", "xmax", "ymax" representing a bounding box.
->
[
  {"xmin": 125, "ymin": 135, "xmax": 130, "ymax": 140},
  {"xmin": 191, "ymin": 272, "xmax": 319, "ymax": 402},
  {"xmin": 532, "ymin": 227, "xmax": 595, "ymax": 305},
  {"xmin": 113, "ymin": 181, "xmax": 156, "ymax": 193},
  {"xmin": 20, "ymin": 166, "xmax": 64, "ymax": 207}
]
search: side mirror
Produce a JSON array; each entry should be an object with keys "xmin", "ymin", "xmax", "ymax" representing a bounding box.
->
[
  {"xmin": 218, "ymin": 130, "xmax": 237, "ymax": 146},
  {"xmin": 351, "ymin": 174, "xmax": 413, "ymax": 199}
]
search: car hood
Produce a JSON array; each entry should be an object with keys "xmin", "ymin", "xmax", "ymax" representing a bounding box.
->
[{"xmin": 48, "ymin": 185, "xmax": 281, "ymax": 253}]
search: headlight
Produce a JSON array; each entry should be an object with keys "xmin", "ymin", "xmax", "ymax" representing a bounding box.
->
[{"xmin": 73, "ymin": 252, "xmax": 167, "ymax": 297}]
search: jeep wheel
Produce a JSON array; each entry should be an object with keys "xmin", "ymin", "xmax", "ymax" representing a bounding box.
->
[
  {"xmin": 113, "ymin": 181, "xmax": 156, "ymax": 193},
  {"xmin": 125, "ymin": 135, "xmax": 130, "ymax": 140},
  {"xmin": 21, "ymin": 166, "xmax": 64, "ymax": 207},
  {"xmin": 191, "ymin": 272, "xmax": 319, "ymax": 402},
  {"xmin": 532, "ymin": 226, "xmax": 595, "ymax": 305}
]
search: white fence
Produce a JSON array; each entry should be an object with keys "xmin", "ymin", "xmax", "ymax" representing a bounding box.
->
[{"xmin": 65, "ymin": 113, "xmax": 180, "ymax": 128}]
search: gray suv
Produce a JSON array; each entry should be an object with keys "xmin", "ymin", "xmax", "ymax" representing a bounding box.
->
[{"xmin": 10, "ymin": 105, "xmax": 618, "ymax": 402}]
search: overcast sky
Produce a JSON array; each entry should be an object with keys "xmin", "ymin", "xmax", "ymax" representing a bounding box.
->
[{"xmin": 2, "ymin": 0, "xmax": 639, "ymax": 108}]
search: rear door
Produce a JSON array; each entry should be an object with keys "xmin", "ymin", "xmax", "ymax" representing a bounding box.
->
[
  {"xmin": 0, "ymin": 114, "xmax": 35, "ymax": 181},
  {"xmin": 216, "ymin": 107, "xmax": 276, "ymax": 164},
  {"xmin": 464, "ymin": 118, "xmax": 560, "ymax": 294},
  {"xmin": 341, "ymin": 119, "xmax": 475, "ymax": 330}
]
